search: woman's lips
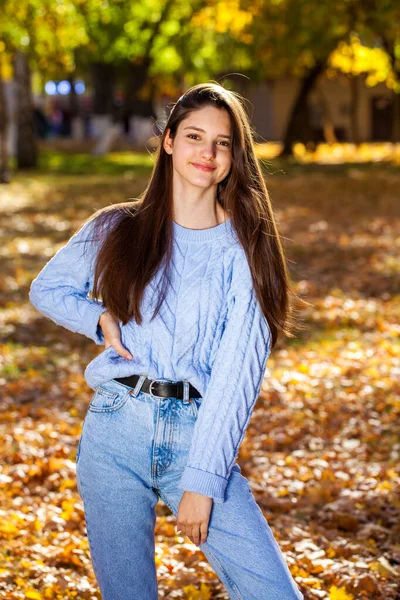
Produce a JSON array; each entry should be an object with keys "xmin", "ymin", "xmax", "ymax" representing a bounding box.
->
[{"xmin": 191, "ymin": 163, "xmax": 216, "ymax": 172}]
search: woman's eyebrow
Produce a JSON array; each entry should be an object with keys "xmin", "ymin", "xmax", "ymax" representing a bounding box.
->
[{"xmin": 183, "ymin": 126, "xmax": 231, "ymax": 140}]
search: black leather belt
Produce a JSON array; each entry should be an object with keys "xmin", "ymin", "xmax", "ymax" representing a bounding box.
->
[{"xmin": 114, "ymin": 374, "xmax": 202, "ymax": 399}]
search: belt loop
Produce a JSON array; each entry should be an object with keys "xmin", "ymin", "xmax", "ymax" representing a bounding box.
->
[
  {"xmin": 182, "ymin": 380, "xmax": 190, "ymax": 404},
  {"xmin": 131, "ymin": 375, "xmax": 146, "ymax": 397}
]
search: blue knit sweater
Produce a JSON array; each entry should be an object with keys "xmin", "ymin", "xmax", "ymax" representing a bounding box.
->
[{"xmin": 29, "ymin": 215, "xmax": 272, "ymax": 503}]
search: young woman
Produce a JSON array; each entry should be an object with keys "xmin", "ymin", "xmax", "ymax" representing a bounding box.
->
[{"xmin": 29, "ymin": 82, "xmax": 304, "ymax": 600}]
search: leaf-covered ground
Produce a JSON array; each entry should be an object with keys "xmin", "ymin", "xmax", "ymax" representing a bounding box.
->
[{"xmin": 0, "ymin": 153, "xmax": 399, "ymax": 599}]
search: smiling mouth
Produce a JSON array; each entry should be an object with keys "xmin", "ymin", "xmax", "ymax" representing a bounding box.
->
[{"xmin": 191, "ymin": 163, "xmax": 216, "ymax": 172}]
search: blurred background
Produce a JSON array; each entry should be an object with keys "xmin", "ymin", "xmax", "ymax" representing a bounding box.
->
[
  {"xmin": 1, "ymin": 0, "xmax": 400, "ymax": 173},
  {"xmin": 0, "ymin": 1, "xmax": 399, "ymax": 600}
]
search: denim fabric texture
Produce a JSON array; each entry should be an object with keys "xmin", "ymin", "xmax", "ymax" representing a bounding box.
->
[{"xmin": 76, "ymin": 378, "xmax": 304, "ymax": 600}]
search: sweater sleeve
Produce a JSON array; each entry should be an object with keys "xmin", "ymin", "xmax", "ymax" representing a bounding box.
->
[
  {"xmin": 177, "ymin": 253, "xmax": 273, "ymax": 503},
  {"xmin": 29, "ymin": 217, "xmax": 108, "ymax": 345}
]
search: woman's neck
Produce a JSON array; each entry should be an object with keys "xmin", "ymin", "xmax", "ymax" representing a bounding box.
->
[{"xmin": 173, "ymin": 202, "xmax": 230, "ymax": 230}]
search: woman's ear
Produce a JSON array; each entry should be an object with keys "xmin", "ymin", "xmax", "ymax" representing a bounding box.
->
[{"xmin": 163, "ymin": 128, "xmax": 173, "ymax": 155}]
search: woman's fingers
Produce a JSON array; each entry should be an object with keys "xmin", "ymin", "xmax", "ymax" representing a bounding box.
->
[
  {"xmin": 190, "ymin": 523, "xmax": 208, "ymax": 545},
  {"xmin": 104, "ymin": 336, "xmax": 133, "ymax": 359},
  {"xmin": 191, "ymin": 525, "xmax": 202, "ymax": 546},
  {"xmin": 200, "ymin": 523, "xmax": 208, "ymax": 544},
  {"xmin": 177, "ymin": 522, "xmax": 207, "ymax": 546},
  {"xmin": 99, "ymin": 312, "xmax": 133, "ymax": 359},
  {"xmin": 111, "ymin": 338, "xmax": 133, "ymax": 360}
]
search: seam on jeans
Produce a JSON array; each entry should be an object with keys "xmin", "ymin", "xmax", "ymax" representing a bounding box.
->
[
  {"xmin": 201, "ymin": 542, "xmax": 243, "ymax": 600},
  {"xmin": 190, "ymin": 399, "xmax": 197, "ymax": 419},
  {"xmin": 190, "ymin": 398, "xmax": 202, "ymax": 419},
  {"xmin": 76, "ymin": 471, "xmax": 102, "ymax": 580},
  {"xmin": 75, "ymin": 413, "xmax": 88, "ymax": 465},
  {"xmin": 151, "ymin": 401, "xmax": 161, "ymax": 488},
  {"xmin": 88, "ymin": 388, "xmax": 130, "ymax": 413},
  {"xmin": 166, "ymin": 408, "xmax": 175, "ymax": 469},
  {"xmin": 157, "ymin": 490, "xmax": 176, "ymax": 515}
]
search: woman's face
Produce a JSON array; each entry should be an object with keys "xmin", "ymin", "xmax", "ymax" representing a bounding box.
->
[{"xmin": 163, "ymin": 105, "xmax": 232, "ymax": 191}]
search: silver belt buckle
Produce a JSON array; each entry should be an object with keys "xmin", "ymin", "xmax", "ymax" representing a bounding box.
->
[{"xmin": 148, "ymin": 378, "xmax": 171, "ymax": 398}]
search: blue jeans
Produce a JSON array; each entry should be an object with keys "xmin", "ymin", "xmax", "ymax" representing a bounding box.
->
[{"xmin": 76, "ymin": 378, "xmax": 304, "ymax": 600}]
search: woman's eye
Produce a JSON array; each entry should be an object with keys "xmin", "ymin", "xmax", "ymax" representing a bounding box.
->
[{"xmin": 186, "ymin": 134, "xmax": 230, "ymax": 148}]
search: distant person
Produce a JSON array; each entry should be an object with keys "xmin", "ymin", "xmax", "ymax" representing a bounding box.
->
[
  {"xmin": 34, "ymin": 106, "xmax": 51, "ymax": 139},
  {"xmin": 59, "ymin": 107, "xmax": 72, "ymax": 137},
  {"xmin": 29, "ymin": 82, "xmax": 304, "ymax": 600}
]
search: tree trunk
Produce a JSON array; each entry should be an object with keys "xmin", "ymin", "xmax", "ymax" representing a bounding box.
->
[
  {"xmin": 349, "ymin": 75, "xmax": 360, "ymax": 144},
  {"xmin": 280, "ymin": 61, "xmax": 326, "ymax": 156},
  {"xmin": 91, "ymin": 62, "xmax": 115, "ymax": 116},
  {"xmin": 121, "ymin": 0, "xmax": 176, "ymax": 122},
  {"xmin": 68, "ymin": 74, "xmax": 80, "ymax": 118},
  {"xmin": 0, "ymin": 54, "xmax": 11, "ymax": 183},
  {"xmin": 316, "ymin": 87, "xmax": 337, "ymax": 144},
  {"xmin": 391, "ymin": 87, "xmax": 400, "ymax": 143},
  {"xmin": 90, "ymin": 62, "xmax": 119, "ymax": 154},
  {"xmin": 68, "ymin": 73, "xmax": 85, "ymax": 141},
  {"xmin": 13, "ymin": 50, "xmax": 37, "ymax": 169},
  {"xmin": 119, "ymin": 61, "xmax": 156, "ymax": 149},
  {"xmin": 375, "ymin": 37, "xmax": 400, "ymax": 142},
  {"xmin": 121, "ymin": 61, "xmax": 154, "ymax": 120}
]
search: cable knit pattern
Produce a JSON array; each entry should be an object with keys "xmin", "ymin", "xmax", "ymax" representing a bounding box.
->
[{"xmin": 29, "ymin": 215, "xmax": 272, "ymax": 503}]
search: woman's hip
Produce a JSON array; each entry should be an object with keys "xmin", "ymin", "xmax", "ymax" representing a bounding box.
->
[{"xmin": 76, "ymin": 378, "xmax": 199, "ymax": 493}]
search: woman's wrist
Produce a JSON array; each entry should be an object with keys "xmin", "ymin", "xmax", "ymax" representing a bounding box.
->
[{"xmin": 99, "ymin": 310, "xmax": 109, "ymax": 327}]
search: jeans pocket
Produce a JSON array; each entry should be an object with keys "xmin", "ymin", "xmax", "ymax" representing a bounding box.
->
[
  {"xmin": 190, "ymin": 398, "xmax": 202, "ymax": 419},
  {"xmin": 88, "ymin": 383, "xmax": 130, "ymax": 413}
]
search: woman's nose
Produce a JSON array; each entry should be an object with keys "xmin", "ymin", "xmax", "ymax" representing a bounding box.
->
[{"xmin": 201, "ymin": 142, "xmax": 216, "ymax": 159}]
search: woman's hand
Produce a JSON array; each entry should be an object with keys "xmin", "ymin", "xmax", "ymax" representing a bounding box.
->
[
  {"xmin": 176, "ymin": 491, "xmax": 213, "ymax": 545},
  {"xmin": 99, "ymin": 311, "xmax": 133, "ymax": 360}
]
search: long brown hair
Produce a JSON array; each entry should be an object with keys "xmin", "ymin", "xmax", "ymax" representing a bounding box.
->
[{"xmin": 86, "ymin": 82, "xmax": 301, "ymax": 348}]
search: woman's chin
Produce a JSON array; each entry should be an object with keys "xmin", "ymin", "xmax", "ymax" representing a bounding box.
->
[{"xmin": 186, "ymin": 173, "xmax": 218, "ymax": 188}]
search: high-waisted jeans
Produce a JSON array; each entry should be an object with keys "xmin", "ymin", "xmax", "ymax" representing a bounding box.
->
[{"xmin": 76, "ymin": 378, "xmax": 304, "ymax": 600}]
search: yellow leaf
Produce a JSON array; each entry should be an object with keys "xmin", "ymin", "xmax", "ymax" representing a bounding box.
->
[
  {"xmin": 25, "ymin": 590, "xmax": 43, "ymax": 600},
  {"xmin": 60, "ymin": 479, "xmax": 76, "ymax": 491},
  {"xmin": 369, "ymin": 557, "xmax": 399, "ymax": 577},
  {"xmin": 386, "ymin": 468, "xmax": 398, "ymax": 480},
  {"xmin": 155, "ymin": 555, "xmax": 162, "ymax": 567},
  {"xmin": 329, "ymin": 585, "xmax": 354, "ymax": 600},
  {"xmin": 0, "ymin": 521, "xmax": 19, "ymax": 534},
  {"xmin": 183, "ymin": 582, "xmax": 212, "ymax": 599},
  {"xmin": 20, "ymin": 559, "xmax": 32, "ymax": 568},
  {"xmin": 376, "ymin": 480, "xmax": 393, "ymax": 491}
]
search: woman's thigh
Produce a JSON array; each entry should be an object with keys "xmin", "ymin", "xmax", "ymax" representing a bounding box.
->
[
  {"xmin": 76, "ymin": 380, "xmax": 159, "ymax": 600},
  {"xmin": 159, "ymin": 468, "xmax": 303, "ymax": 600},
  {"xmin": 155, "ymin": 397, "xmax": 303, "ymax": 600}
]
